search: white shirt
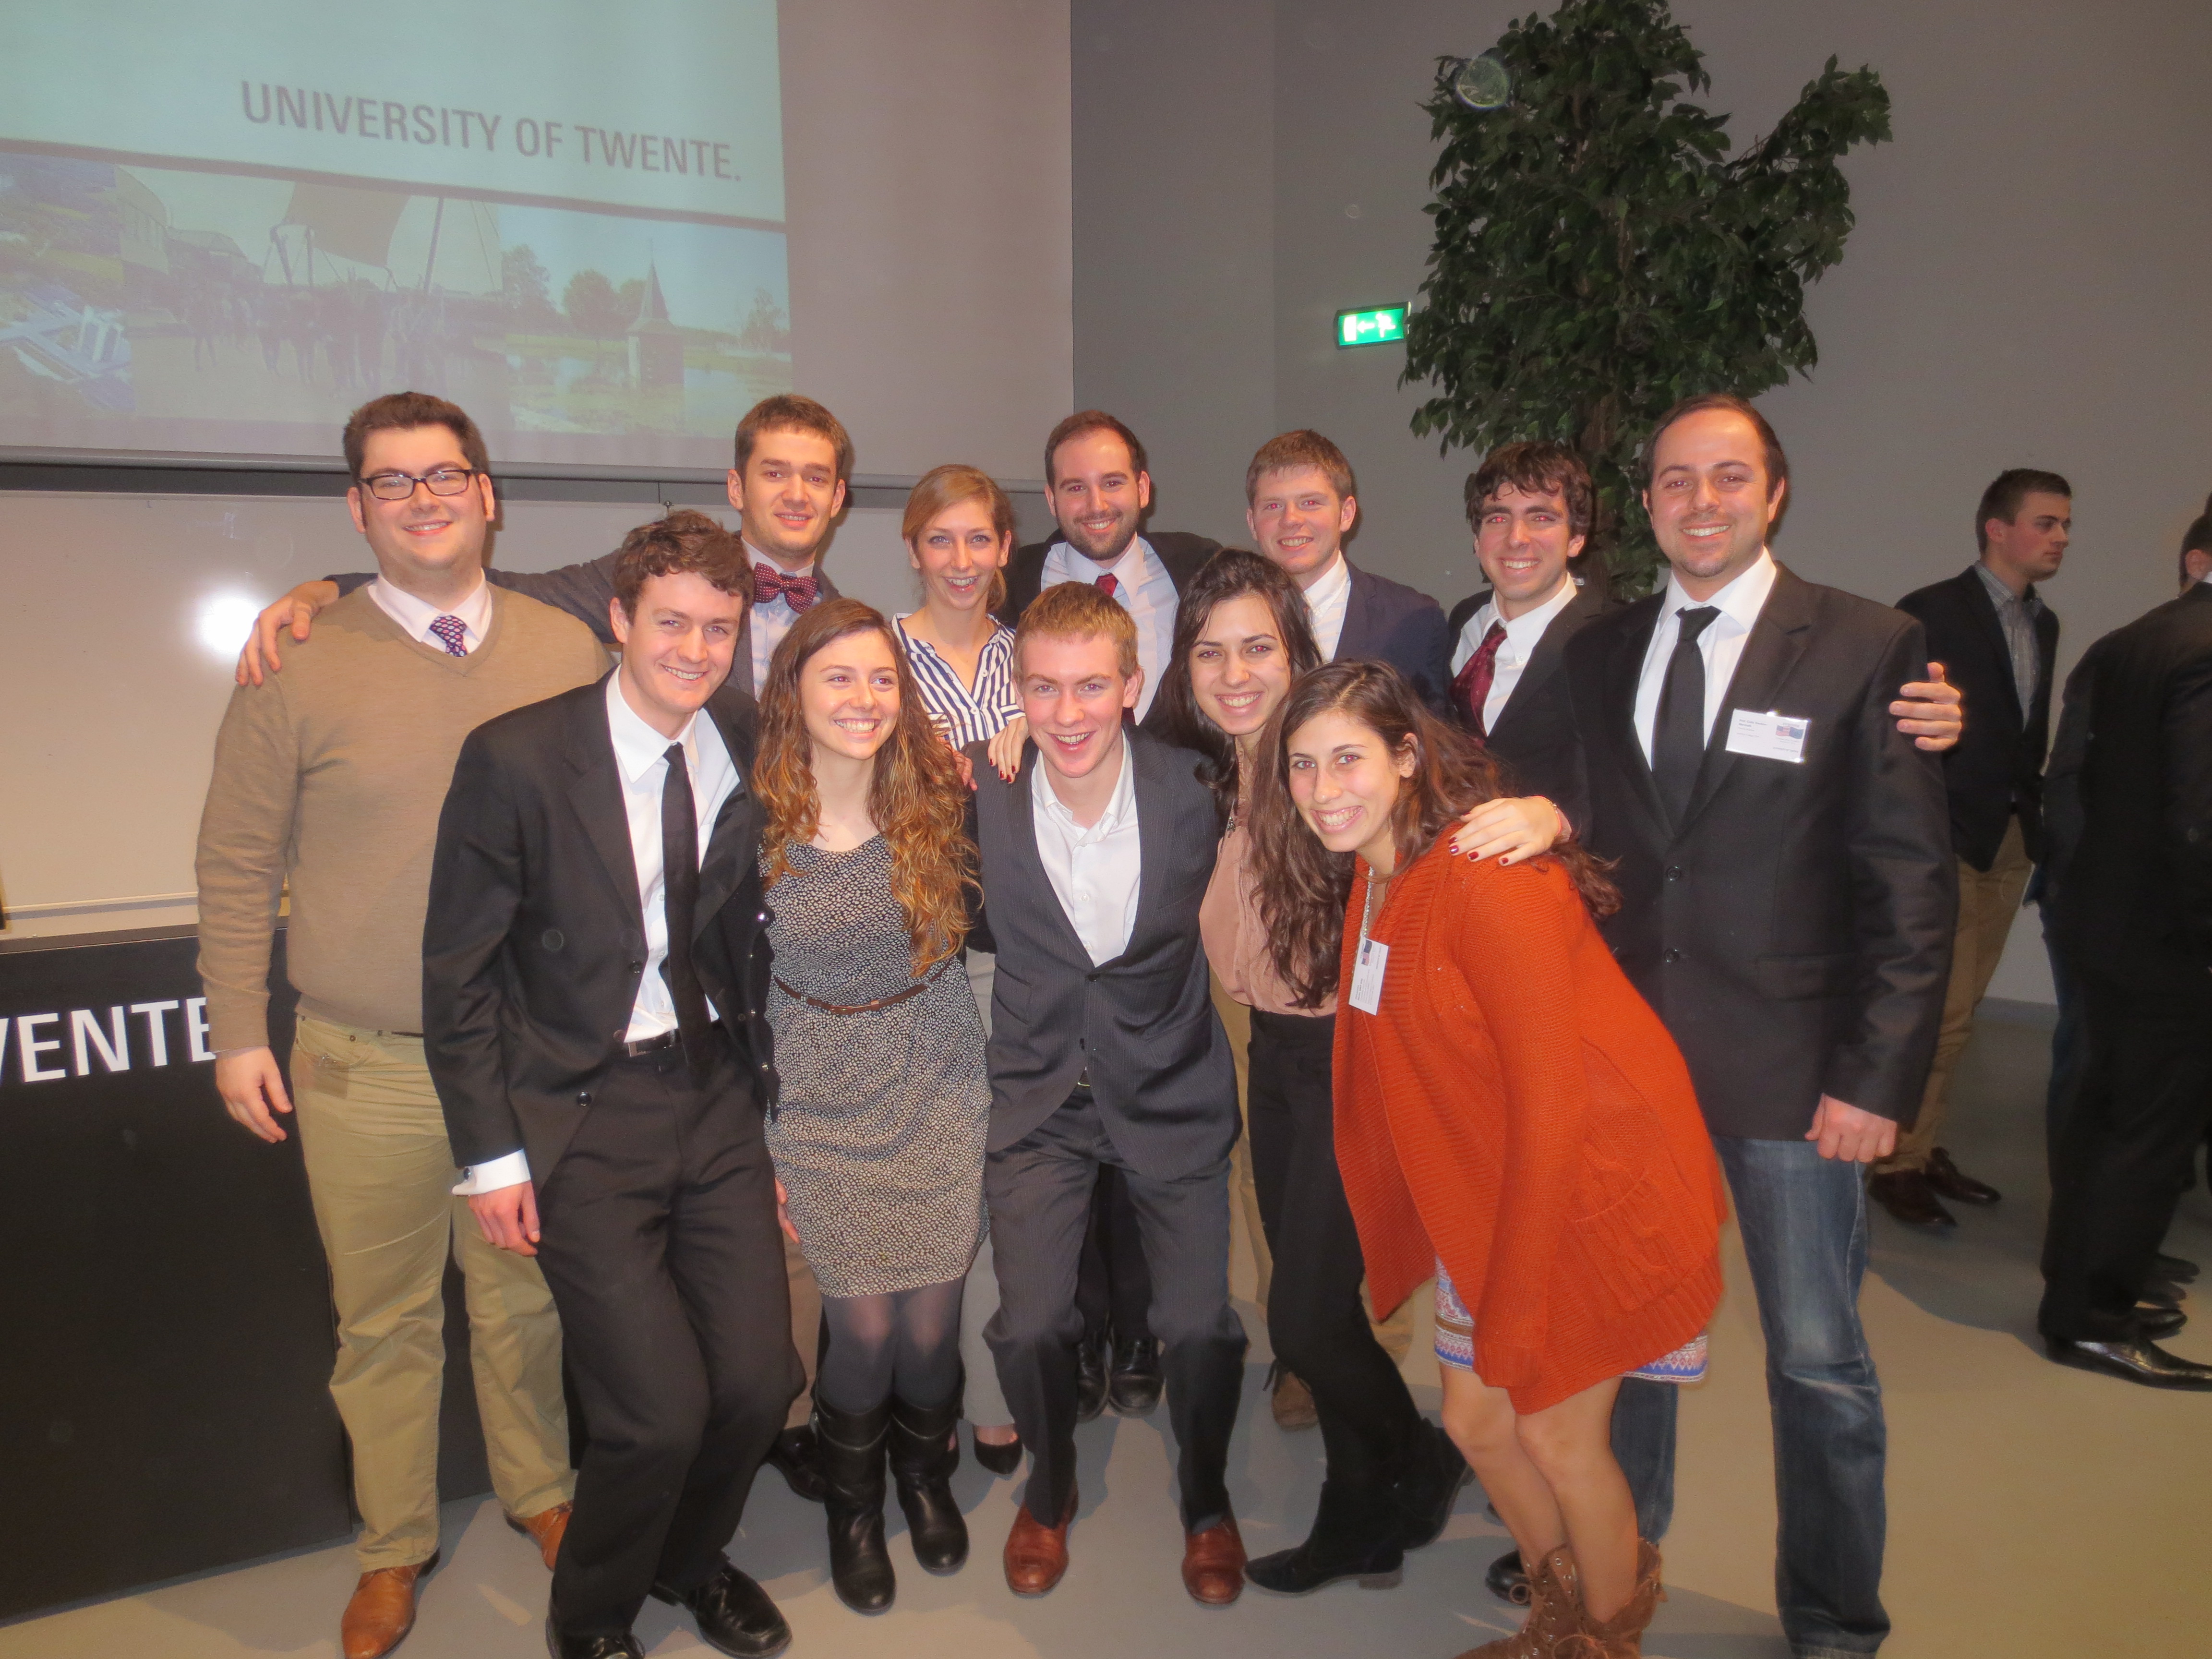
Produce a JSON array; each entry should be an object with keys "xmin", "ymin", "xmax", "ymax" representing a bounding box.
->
[
  {"xmin": 1632, "ymin": 548, "xmax": 1779, "ymax": 764},
  {"xmin": 1450, "ymin": 573, "xmax": 1580, "ymax": 732},
  {"xmin": 368, "ymin": 572, "xmax": 491, "ymax": 652},
  {"xmin": 1030, "ymin": 738, "xmax": 1142, "ymax": 966},
  {"xmin": 1302, "ymin": 552, "xmax": 1353, "ymax": 662},
  {"xmin": 1039, "ymin": 535, "xmax": 1178, "ymax": 721},
  {"xmin": 454, "ymin": 671, "xmax": 740, "ymax": 1195},
  {"xmin": 747, "ymin": 539, "xmax": 818, "ymax": 697}
]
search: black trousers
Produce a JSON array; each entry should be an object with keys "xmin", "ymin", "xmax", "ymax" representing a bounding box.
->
[
  {"xmin": 1077, "ymin": 1165, "xmax": 1156, "ymax": 1347},
  {"xmin": 2039, "ymin": 966, "xmax": 2212, "ymax": 1342},
  {"xmin": 534, "ymin": 1040, "xmax": 801, "ymax": 1636},
  {"xmin": 985, "ymin": 1089, "xmax": 1248, "ymax": 1530}
]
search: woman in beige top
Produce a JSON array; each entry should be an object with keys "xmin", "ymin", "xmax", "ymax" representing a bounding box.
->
[{"xmin": 1154, "ymin": 550, "xmax": 1563, "ymax": 1596}]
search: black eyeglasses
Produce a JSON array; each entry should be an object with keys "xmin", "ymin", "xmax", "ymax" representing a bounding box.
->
[{"xmin": 358, "ymin": 467, "xmax": 480, "ymax": 502}]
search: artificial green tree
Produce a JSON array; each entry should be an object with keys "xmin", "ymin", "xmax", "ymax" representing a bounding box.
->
[{"xmin": 1401, "ymin": 0, "xmax": 1890, "ymax": 591}]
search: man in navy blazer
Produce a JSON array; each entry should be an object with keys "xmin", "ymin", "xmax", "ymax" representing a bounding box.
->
[{"xmin": 1243, "ymin": 430, "xmax": 1452, "ymax": 709}]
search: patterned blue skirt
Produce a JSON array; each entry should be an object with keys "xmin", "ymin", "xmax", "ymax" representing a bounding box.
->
[{"xmin": 1432, "ymin": 1259, "xmax": 1708, "ymax": 1385}]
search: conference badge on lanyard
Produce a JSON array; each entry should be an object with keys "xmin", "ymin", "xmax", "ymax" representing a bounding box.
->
[{"xmin": 1349, "ymin": 938, "xmax": 1389, "ymax": 1014}]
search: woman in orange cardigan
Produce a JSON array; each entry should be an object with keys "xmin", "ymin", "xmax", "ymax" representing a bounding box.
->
[{"xmin": 1247, "ymin": 661, "xmax": 1726, "ymax": 1659}]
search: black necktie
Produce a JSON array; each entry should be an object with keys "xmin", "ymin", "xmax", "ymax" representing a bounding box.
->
[
  {"xmin": 661, "ymin": 742, "xmax": 713, "ymax": 1069},
  {"xmin": 1652, "ymin": 607, "xmax": 1720, "ymax": 828}
]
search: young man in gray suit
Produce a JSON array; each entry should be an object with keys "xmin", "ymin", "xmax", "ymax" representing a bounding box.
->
[{"xmin": 965, "ymin": 582, "xmax": 1250, "ymax": 1606}]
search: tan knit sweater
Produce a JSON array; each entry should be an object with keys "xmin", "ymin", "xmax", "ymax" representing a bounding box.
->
[{"xmin": 195, "ymin": 586, "xmax": 609, "ymax": 1049}]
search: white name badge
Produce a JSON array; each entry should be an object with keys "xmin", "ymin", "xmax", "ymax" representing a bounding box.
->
[
  {"xmin": 1725, "ymin": 709, "xmax": 1810, "ymax": 764},
  {"xmin": 1348, "ymin": 938, "xmax": 1389, "ymax": 1014}
]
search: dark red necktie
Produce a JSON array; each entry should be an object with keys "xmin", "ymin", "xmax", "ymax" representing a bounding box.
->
[
  {"xmin": 1452, "ymin": 622, "xmax": 1508, "ymax": 739},
  {"xmin": 1094, "ymin": 573, "xmax": 1119, "ymax": 597},
  {"xmin": 754, "ymin": 564, "xmax": 820, "ymax": 612}
]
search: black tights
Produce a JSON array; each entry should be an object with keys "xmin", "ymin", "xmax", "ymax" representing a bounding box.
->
[{"xmin": 816, "ymin": 1275, "xmax": 966, "ymax": 1412}]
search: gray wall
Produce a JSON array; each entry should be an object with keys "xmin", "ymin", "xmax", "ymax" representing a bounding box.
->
[{"xmin": 1072, "ymin": 0, "xmax": 2212, "ymax": 1004}]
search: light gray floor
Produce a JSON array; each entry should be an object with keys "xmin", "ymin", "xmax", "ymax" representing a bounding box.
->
[{"xmin": 6, "ymin": 1010, "xmax": 2209, "ymax": 1657}]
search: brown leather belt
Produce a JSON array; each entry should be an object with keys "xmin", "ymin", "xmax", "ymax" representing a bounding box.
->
[{"xmin": 775, "ymin": 958, "xmax": 950, "ymax": 1016}]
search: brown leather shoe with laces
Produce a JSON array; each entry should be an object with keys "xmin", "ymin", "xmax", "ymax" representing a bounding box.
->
[
  {"xmin": 507, "ymin": 1500, "xmax": 571, "ymax": 1570},
  {"xmin": 1181, "ymin": 1512, "xmax": 1246, "ymax": 1605},
  {"xmin": 1458, "ymin": 1546, "xmax": 1581, "ymax": 1658},
  {"xmin": 1003, "ymin": 1486, "xmax": 1076, "ymax": 1596},
  {"xmin": 340, "ymin": 1553, "xmax": 437, "ymax": 1659}
]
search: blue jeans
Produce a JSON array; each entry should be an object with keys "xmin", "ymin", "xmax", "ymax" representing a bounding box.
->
[{"xmin": 1713, "ymin": 1135, "xmax": 1889, "ymax": 1658}]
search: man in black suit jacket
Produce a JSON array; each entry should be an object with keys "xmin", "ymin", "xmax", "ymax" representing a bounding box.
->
[
  {"xmin": 968, "ymin": 584, "xmax": 1250, "ymax": 1605},
  {"xmin": 423, "ymin": 524, "xmax": 800, "ymax": 1659},
  {"xmin": 2039, "ymin": 535, "xmax": 2212, "ymax": 1391},
  {"xmin": 1871, "ymin": 470, "xmax": 2069, "ymax": 1227},
  {"xmin": 1547, "ymin": 395, "xmax": 1957, "ymax": 1659},
  {"xmin": 1244, "ymin": 430, "xmax": 1452, "ymax": 709}
]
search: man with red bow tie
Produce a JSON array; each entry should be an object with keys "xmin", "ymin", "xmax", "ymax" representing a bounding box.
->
[{"xmin": 239, "ymin": 393, "xmax": 851, "ymax": 700}]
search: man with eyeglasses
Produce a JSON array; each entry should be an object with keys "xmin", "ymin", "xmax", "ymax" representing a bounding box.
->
[{"xmin": 195, "ymin": 392, "xmax": 609, "ymax": 1659}]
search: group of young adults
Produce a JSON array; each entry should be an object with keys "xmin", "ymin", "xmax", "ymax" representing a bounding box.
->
[{"xmin": 204, "ymin": 381, "xmax": 2023, "ymax": 1659}]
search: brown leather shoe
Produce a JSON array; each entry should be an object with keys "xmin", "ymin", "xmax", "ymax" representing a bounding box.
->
[
  {"xmin": 507, "ymin": 1500, "xmax": 571, "ymax": 1570},
  {"xmin": 1924, "ymin": 1147, "xmax": 2001, "ymax": 1206},
  {"xmin": 1269, "ymin": 1364, "xmax": 1319, "ymax": 1431},
  {"xmin": 340, "ymin": 1553, "xmax": 437, "ymax": 1659},
  {"xmin": 1003, "ymin": 1487, "xmax": 1076, "ymax": 1596},
  {"xmin": 1181, "ymin": 1512, "xmax": 1246, "ymax": 1606},
  {"xmin": 1868, "ymin": 1168, "xmax": 1956, "ymax": 1229}
]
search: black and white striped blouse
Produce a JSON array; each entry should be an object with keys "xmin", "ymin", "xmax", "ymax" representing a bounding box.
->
[{"xmin": 895, "ymin": 615, "xmax": 1022, "ymax": 748}]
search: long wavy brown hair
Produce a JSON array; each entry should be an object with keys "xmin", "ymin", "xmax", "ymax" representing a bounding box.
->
[
  {"xmin": 755, "ymin": 598, "xmax": 976, "ymax": 973},
  {"xmin": 1247, "ymin": 660, "xmax": 1619, "ymax": 1007}
]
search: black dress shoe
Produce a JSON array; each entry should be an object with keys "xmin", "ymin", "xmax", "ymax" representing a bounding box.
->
[
  {"xmin": 1923, "ymin": 1147, "xmax": 2000, "ymax": 1205},
  {"xmin": 1245, "ymin": 1478, "xmax": 1404, "ymax": 1594},
  {"xmin": 2153, "ymin": 1252, "xmax": 2201, "ymax": 1285},
  {"xmin": 1868, "ymin": 1168, "xmax": 1957, "ymax": 1229},
  {"xmin": 2139, "ymin": 1278, "xmax": 2185, "ymax": 1311},
  {"xmin": 1390, "ymin": 1418, "xmax": 1469, "ymax": 1551},
  {"xmin": 764, "ymin": 1424, "xmax": 827, "ymax": 1504},
  {"xmin": 650, "ymin": 1562, "xmax": 792, "ymax": 1659},
  {"xmin": 1075, "ymin": 1333, "xmax": 1110, "ymax": 1423},
  {"xmin": 1485, "ymin": 1548, "xmax": 1530, "ymax": 1605},
  {"xmin": 2045, "ymin": 1335, "xmax": 2212, "ymax": 1390},
  {"xmin": 2136, "ymin": 1304, "xmax": 2188, "ymax": 1341},
  {"xmin": 1107, "ymin": 1335, "xmax": 1164, "ymax": 1417},
  {"xmin": 972, "ymin": 1429, "xmax": 1023, "ymax": 1476},
  {"xmin": 545, "ymin": 1613, "xmax": 643, "ymax": 1659}
]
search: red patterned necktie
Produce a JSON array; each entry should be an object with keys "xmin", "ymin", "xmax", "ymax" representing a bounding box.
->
[
  {"xmin": 428, "ymin": 614, "xmax": 469, "ymax": 657},
  {"xmin": 1094, "ymin": 573, "xmax": 1119, "ymax": 597},
  {"xmin": 1452, "ymin": 622, "xmax": 1507, "ymax": 739},
  {"xmin": 754, "ymin": 564, "xmax": 820, "ymax": 612}
]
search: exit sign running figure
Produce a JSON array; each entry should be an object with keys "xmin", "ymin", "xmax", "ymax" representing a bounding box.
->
[{"xmin": 1335, "ymin": 304, "xmax": 1407, "ymax": 347}]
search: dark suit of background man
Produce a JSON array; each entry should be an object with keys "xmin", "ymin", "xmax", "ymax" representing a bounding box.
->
[
  {"xmin": 1870, "ymin": 470, "xmax": 2069, "ymax": 1229},
  {"xmin": 424, "ymin": 521, "xmax": 800, "ymax": 1659},
  {"xmin": 1549, "ymin": 394, "xmax": 1957, "ymax": 1659},
  {"xmin": 1244, "ymin": 429, "xmax": 1453, "ymax": 710},
  {"xmin": 2038, "ymin": 506, "xmax": 2212, "ymax": 1392},
  {"xmin": 969, "ymin": 585, "xmax": 1250, "ymax": 1605}
]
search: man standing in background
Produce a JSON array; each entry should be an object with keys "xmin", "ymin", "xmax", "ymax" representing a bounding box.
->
[
  {"xmin": 1871, "ymin": 469, "xmax": 2068, "ymax": 1228},
  {"xmin": 196, "ymin": 393, "xmax": 602, "ymax": 1659}
]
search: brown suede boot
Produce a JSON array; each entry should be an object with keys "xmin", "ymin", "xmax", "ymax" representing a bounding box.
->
[
  {"xmin": 1557, "ymin": 1539, "xmax": 1664, "ymax": 1658},
  {"xmin": 1456, "ymin": 1546, "xmax": 1582, "ymax": 1658}
]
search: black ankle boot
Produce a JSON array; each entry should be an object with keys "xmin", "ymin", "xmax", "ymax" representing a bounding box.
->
[
  {"xmin": 1244, "ymin": 1477, "xmax": 1405, "ymax": 1595},
  {"xmin": 1390, "ymin": 1417, "xmax": 1470, "ymax": 1550},
  {"xmin": 888, "ymin": 1394, "xmax": 969, "ymax": 1573},
  {"xmin": 814, "ymin": 1399, "xmax": 896, "ymax": 1613}
]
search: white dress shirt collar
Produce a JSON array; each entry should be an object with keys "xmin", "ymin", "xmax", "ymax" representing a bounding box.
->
[
  {"xmin": 1659, "ymin": 546, "xmax": 1777, "ymax": 641},
  {"xmin": 1303, "ymin": 552, "xmax": 1354, "ymax": 661},
  {"xmin": 1632, "ymin": 548, "xmax": 1779, "ymax": 762},
  {"xmin": 1455, "ymin": 570, "xmax": 1578, "ymax": 673},
  {"xmin": 606, "ymin": 669, "xmax": 704, "ymax": 782},
  {"xmin": 368, "ymin": 571, "xmax": 491, "ymax": 651}
]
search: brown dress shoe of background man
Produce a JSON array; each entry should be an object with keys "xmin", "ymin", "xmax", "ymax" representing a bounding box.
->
[
  {"xmin": 507, "ymin": 1500, "xmax": 572, "ymax": 1570},
  {"xmin": 1181, "ymin": 1511, "xmax": 1246, "ymax": 1605},
  {"xmin": 340, "ymin": 1553, "xmax": 437, "ymax": 1659},
  {"xmin": 1004, "ymin": 1487, "xmax": 1076, "ymax": 1595}
]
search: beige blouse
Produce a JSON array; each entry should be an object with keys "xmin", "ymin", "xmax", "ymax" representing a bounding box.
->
[{"xmin": 1199, "ymin": 813, "xmax": 1336, "ymax": 1019}]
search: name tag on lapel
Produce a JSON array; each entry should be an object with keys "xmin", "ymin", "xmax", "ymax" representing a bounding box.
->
[
  {"xmin": 1725, "ymin": 709, "xmax": 1809, "ymax": 763},
  {"xmin": 1348, "ymin": 939, "xmax": 1389, "ymax": 1014}
]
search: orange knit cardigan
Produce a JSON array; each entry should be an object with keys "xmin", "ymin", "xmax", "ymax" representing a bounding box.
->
[{"xmin": 1333, "ymin": 836, "xmax": 1728, "ymax": 1415}]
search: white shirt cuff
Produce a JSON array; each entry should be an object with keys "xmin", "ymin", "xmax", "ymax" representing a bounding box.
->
[{"xmin": 452, "ymin": 1150, "xmax": 533, "ymax": 1196}]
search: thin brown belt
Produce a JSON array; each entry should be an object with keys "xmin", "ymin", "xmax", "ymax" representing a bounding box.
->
[{"xmin": 774, "ymin": 957, "xmax": 951, "ymax": 1016}]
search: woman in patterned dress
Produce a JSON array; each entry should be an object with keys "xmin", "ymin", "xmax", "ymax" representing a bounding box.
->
[{"xmin": 754, "ymin": 597, "xmax": 989, "ymax": 1613}]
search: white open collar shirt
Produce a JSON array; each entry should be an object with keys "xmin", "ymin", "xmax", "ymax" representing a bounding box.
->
[
  {"xmin": 455, "ymin": 672, "xmax": 739, "ymax": 1196},
  {"xmin": 1040, "ymin": 536, "xmax": 1177, "ymax": 721},
  {"xmin": 368, "ymin": 572, "xmax": 492, "ymax": 651},
  {"xmin": 1303, "ymin": 551, "xmax": 1353, "ymax": 662},
  {"xmin": 1030, "ymin": 738, "xmax": 1142, "ymax": 967},
  {"xmin": 1631, "ymin": 548, "xmax": 1779, "ymax": 764},
  {"xmin": 1450, "ymin": 572, "xmax": 1579, "ymax": 732}
]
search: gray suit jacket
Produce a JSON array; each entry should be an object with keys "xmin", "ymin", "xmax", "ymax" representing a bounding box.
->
[{"xmin": 965, "ymin": 729, "xmax": 1237, "ymax": 1179}]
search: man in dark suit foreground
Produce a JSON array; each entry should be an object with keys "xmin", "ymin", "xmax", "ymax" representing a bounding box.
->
[
  {"xmin": 968, "ymin": 583, "xmax": 1250, "ymax": 1605},
  {"xmin": 1873, "ymin": 469, "xmax": 2069, "ymax": 1227},
  {"xmin": 424, "ymin": 518, "xmax": 799, "ymax": 1659},
  {"xmin": 2039, "ymin": 516, "xmax": 2212, "ymax": 1390},
  {"xmin": 1548, "ymin": 394, "xmax": 1957, "ymax": 1659}
]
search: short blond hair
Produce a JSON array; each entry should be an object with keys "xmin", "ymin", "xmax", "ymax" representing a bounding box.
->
[
  {"xmin": 1014, "ymin": 580, "xmax": 1139, "ymax": 679},
  {"xmin": 1245, "ymin": 429, "xmax": 1356, "ymax": 504}
]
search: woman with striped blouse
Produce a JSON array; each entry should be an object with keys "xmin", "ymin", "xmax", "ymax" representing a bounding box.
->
[{"xmin": 893, "ymin": 463, "xmax": 1027, "ymax": 1476}]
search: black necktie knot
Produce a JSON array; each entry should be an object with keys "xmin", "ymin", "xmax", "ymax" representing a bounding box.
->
[{"xmin": 1676, "ymin": 605, "xmax": 1720, "ymax": 644}]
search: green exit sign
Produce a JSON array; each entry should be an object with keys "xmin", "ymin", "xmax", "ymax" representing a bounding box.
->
[{"xmin": 1336, "ymin": 303, "xmax": 1407, "ymax": 348}]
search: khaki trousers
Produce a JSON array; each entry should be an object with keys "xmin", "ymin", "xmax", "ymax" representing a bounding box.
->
[
  {"xmin": 291, "ymin": 1015, "xmax": 575, "ymax": 1569},
  {"xmin": 1876, "ymin": 817, "xmax": 2034, "ymax": 1176}
]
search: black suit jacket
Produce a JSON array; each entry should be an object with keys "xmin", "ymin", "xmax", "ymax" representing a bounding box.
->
[
  {"xmin": 422, "ymin": 674, "xmax": 776, "ymax": 1176},
  {"xmin": 995, "ymin": 530, "xmax": 1222, "ymax": 626},
  {"xmin": 1550, "ymin": 566, "xmax": 1956, "ymax": 1138},
  {"xmin": 1895, "ymin": 566, "xmax": 2059, "ymax": 869},
  {"xmin": 1336, "ymin": 561, "xmax": 1452, "ymax": 711},
  {"xmin": 2058, "ymin": 583, "xmax": 2212, "ymax": 986},
  {"xmin": 1444, "ymin": 580, "xmax": 1618, "ymax": 802},
  {"xmin": 964, "ymin": 730, "xmax": 1236, "ymax": 1179}
]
